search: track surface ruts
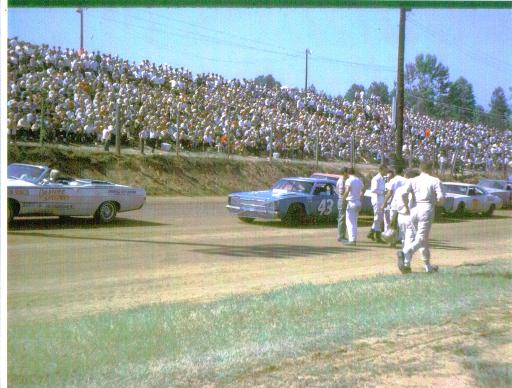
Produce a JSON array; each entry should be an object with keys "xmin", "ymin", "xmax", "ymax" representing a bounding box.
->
[{"xmin": 8, "ymin": 197, "xmax": 512, "ymax": 323}]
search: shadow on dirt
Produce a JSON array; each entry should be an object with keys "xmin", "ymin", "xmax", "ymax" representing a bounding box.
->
[
  {"xmin": 193, "ymin": 243, "xmax": 365, "ymax": 258},
  {"xmin": 7, "ymin": 231, "xmax": 367, "ymax": 259},
  {"xmin": 248, "ymin": 215, "xmax": 376, "ymax": 229},
  {"xmin": 8, "ymin": 217, "xmax": 165, "ymax": 230}
]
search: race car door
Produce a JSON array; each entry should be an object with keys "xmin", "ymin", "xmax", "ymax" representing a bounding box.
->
[
  {"xmin": 467, "ymin": 186, "xmax": 486, "ymax": 212},
  {"xmin": 311, "ymin": 182, "xmax": 337, "ymax": 219}
]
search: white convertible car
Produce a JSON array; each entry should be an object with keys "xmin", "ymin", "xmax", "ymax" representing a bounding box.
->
[
  {"xmin": 441, "ymin": 182, "xmax": 502, "ymax": 217},
  {"xmin": 7, "ymin": 163, "xmax": 146, "ymax": 224}
]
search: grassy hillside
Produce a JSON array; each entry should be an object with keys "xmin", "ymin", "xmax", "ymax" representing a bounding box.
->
[{"xmin": 8, "ymin": 144, "xmax": 354, "ymax": 196}]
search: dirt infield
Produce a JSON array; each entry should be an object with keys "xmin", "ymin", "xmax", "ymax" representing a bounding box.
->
[{"xmin": 7, "ymin": 197, "xmax": 512, "ymax": 324}]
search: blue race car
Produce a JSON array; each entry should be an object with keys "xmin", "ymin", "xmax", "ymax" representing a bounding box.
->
[{"xmin": 226, "ymin": 177, "xmax": 339, "ymax": 224}]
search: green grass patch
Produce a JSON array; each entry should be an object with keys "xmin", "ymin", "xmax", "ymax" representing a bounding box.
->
[{"xmin": 9, "ymin": 259, "xmax": 512, "ymax": 386}]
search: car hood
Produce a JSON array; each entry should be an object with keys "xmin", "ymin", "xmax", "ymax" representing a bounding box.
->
[
  {"xmin": 230, "ymin": 189, "xmax": 304, "ymax": 201},
  {"xmin": 7, "ymin": 178, "xmax": 37, "ymax": 187},
  {"xmin": 480, "ymin": 187, "xmax": 507, "ymax": 194},
  {"xmin": 445, "ymin": 193, "xmax": 468, "ymax": 199}
]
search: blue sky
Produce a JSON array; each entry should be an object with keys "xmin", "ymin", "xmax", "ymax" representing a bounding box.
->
[{"xmin": 8, "ymin": 7, "xmax": 512, "ymax": 108}]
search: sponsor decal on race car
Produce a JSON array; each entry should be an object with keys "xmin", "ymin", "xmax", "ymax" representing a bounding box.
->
[
  {"xmin": 9, "ymin": 188, "xmax": 30, "ymax": 196},
  {"xmin": 39, "ymin": 189, "xmax": 70, "ymax": 201}
]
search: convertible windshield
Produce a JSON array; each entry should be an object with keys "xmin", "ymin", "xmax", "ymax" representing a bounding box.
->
[
  {"xmin": 272, "ymin": 179, "xmax": 313, "ymax": 194},
  {"xmin": 442, "ymin": 184, "xmax": 468, "ymax": 195},
  {"xmin": 8, "ymin": 164, "xmax": 47, "ymax": 183}
]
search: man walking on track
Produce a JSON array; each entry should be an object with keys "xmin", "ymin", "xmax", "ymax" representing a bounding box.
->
[
  {"xmin": 397, "ymin": 161, "xmax": 445, "ymax": 274},
  {"xmin": 336, "ymin": 167, "xmax": 348, "ymax": 242},
  {"xmin": 341, "ymin": 167, "xmax": 364, "ymax": 246},
  {"xmin": 368, "ymin": 164, "xmax": 387, "ymax": 243}
]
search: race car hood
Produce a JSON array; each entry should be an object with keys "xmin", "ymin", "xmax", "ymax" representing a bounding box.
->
[
  {"xmin": 480, "ymin": 187, "xmax": 508, "ymax": 194},
  {"xmin": 230, "ymin": 189, "xmax": 305, "ymax": 201},
  {"xmin": 445, "ymin": 193, "xmax": 468, "ymax": 199},
  {"xmin": 7, "ymin": 178, "xmax": 37, "ymax": 187}
]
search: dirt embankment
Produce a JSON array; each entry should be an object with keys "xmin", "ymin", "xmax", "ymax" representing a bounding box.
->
[
  {"xmin": 8, "ymin": 144, "xmax": 490, "ymax": 196},
  {"xmin": 8, "ymin": 145, "xmax": 356, "ymax": 196}
]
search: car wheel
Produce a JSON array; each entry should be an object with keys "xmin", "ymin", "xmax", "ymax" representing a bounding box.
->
[
  {"xmin": 7, "ymin": 201, "xmax": 14, "ymax": 225},
  {"xmin": 94, "ymin": 201, "xmax": 117, "ymax": 223},
  {"xmin": 283, "ymin": 203, "xmax": 306, "ymax": 225},
  {"xmin": 454, "ymin": 202, "xmax": 465, "ymax": 218},
  {"xmin": 484, "ymin": 204, "xmax": 495, "ymax": 217},
  {"xmin": 239, "ymin": 217, "xmax": 255, "ymax": 223}
]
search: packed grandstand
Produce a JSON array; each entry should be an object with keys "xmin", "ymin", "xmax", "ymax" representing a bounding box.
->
[{"xmin": 7, "ymin": 38, "xmax": 512, "ymax": 171}]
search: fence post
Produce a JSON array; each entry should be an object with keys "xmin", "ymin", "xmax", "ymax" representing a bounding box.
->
[
  {"xmin": 350, "ymin": 132, "xmax": 355, "ymax": 169},
  {"xmin": 115, "ymin": 100, "xmax": 121, "ymax": 156}
]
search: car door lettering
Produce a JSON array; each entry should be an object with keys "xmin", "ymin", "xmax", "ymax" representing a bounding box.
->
[
  {"xmin": 39, "ymin": 188, "xmax": 70, "ymax": 201},
  {"xmin": 318, "ymin": 199, "xmax": 333, "ymax": 215}
]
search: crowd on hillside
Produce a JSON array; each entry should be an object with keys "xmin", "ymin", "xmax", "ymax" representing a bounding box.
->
[{"xmin": 7, "ymin": 38, "xmax": 512, "ymax": 172}]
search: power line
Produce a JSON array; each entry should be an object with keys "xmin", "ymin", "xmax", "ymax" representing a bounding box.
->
[
  {"xmin": 408, "ymin": 14, "xmax": 512, "ymax": 72},
  {"xmin": 117, "ymin": 12, "xmax": 399, "ymax": 73},
  {"xmin": 99, "ymin": 16, "xmax": 256, "ymax": 66}
]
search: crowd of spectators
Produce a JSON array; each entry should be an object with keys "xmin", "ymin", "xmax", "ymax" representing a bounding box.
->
[{"xmin": 7, "ymin": 38, "xmax": 512, "ymax": 172}]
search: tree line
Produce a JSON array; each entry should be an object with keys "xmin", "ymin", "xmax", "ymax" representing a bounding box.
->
[
  {"xmin": 254, "ymin": 53, "xmax": 512, "ymax": 130},
  {"xmin": 345, "ymin": 54, "xmax": 511, "ymax": 130}
]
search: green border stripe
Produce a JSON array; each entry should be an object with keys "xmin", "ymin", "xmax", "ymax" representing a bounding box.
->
[{"xmin": 8, "ymin": 1, "xmax": 512, "ymax": 9}]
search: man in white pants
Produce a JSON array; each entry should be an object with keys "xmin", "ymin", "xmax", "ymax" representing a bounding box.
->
[
  {"xmin": 342, "ymin": 168, "xmax": 364, "ymax": 245},
  {"xmin": 397, "ymin": 161, "xmax": 445, "ymax": 274},
  {"xmin": 394, "ymin": 168, "xmax": 420, "ymax": 247},
  {"xmin": 383, "ymin": 166, "xmax": 408, "ymax": 243},
  {"xmin": 368, "ymin": 165, "xmax": 387, "ymax": 243}
]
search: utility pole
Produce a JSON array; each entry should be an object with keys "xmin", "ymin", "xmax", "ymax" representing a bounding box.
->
[
  {"xmin": 76, "ymin": 8, "xmax": 84, "ymax": 54},
  {"xmin": 305, "ymin": 49, "xmax": 310, "ymax": 92},
  {"xmin": 395, "ymin": 8, "xmax": 407, "ymax": 170}
]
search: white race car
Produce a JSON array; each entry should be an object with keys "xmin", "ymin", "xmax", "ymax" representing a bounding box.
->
[
  {"xmin": 477, "ymin": 179, "xmax": 512, "ymax": 208},
  {"xmin": 7, "ymin": 163, "xmax": 146, "ymax": 224},
  {"xmin": 441, "ymin": 182, "xmax": 503, "ymax": 217}
]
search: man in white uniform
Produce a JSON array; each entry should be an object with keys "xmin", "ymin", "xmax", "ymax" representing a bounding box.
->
[
  {"xmin": 383, "ymin": 166, "xmax": 408, "ymax": 241},
  {"xmin": 336, "ymin": 167, "xmax": 348, "ymax": 242},
  {"xmin": 368, "ymin": 165, "xmax": 387, "ymax": 243},
  {"xmin": 342, "ymin": 168, "xmax": 364, "ymax": 245},
  {"xmin": 393, "ymin": 168, "xmax": 420, "ymax": 247},
  {"xmin": 397, "ymin": 161, "xmax": 445, "ymax": 274}
]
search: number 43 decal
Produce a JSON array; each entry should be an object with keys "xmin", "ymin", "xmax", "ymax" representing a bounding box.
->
[{"xmin": 318, "ymin": 199, "xmax": 334, "ymax": 215}]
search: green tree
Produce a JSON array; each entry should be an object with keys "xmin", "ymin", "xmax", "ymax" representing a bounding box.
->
[
  {"xmin": 488, "ymin": 87, "xmax": 511, "ymax": 129},
  {"xmin": 443, "ymin": 77, "xmax": 476, "ymax": 122},
  {"xmin": 473, "ymin": 105, "xmax": 489, "ymax": 126},
  {"xmin": 344, "ymin": 84, "xmax": 365, "ymax": 102},
  {"xmin": 405, "ymin": 54, "xmax": 450, "ymax": 116},
  {"xmin": 367, "ymin": 81, "xmax": 390, "ymax": 104},
  {"xmin": 253, "ymin": 74, "xmax": 281, "ymax": 89}
]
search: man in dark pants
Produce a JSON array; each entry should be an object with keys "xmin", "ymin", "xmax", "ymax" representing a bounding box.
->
[{"xmin": 336, "ymin": 167, "xmax": 348, "ymax": 242}]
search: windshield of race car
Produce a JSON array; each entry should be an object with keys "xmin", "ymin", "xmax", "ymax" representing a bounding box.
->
[
  {"xmin": 272, "ymin": 179, "xmax": 314, "ymax": 194},
  {"xmin": 8, "ymin": 164, "xmax": 47, "ymax": 183}
]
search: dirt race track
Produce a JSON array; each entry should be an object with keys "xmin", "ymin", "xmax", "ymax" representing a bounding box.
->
[{"xmin": 8, "ymin": 197, "xmax": 512, "ymax": 324}]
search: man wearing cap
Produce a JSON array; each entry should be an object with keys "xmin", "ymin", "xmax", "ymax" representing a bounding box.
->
[{"xmin": 397, "ymin": 161, "xmax": 445, "ymax": 274}]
